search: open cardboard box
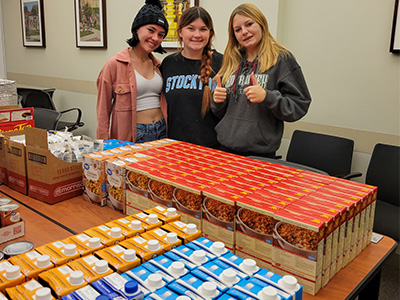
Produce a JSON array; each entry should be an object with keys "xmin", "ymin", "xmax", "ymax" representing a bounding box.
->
[
  {"xmin": 3, "ymin": 129, "xmax": 28, "ymax": 194},
  {"xmin": 0, "ymin": 219, "xmax": 25, "ymax": 244},
  {"xmin": 25, "ymin": 127, "xmax": 82, "ymax": 204}
]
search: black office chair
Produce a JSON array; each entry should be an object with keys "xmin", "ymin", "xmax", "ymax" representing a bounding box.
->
[
  {"xmin": 285, "ymin": 130, "xmax": 362, "ymax": 179},
  {"xmin": 17, "ymin": 88, "xmax": 84, "ymax": 131},
  {"xmin": 366, "ymin": 143, "xmax": 400, "ymax": 241}
]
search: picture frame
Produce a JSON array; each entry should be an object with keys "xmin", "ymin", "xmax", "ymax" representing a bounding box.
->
[
  {"xmin": 74, "ymin": 0, "xmax": 107, "ymax": 49},
  {"xmin": 20, "ymin": 0, "xmax": 46, "ymax": 47},
  {"xmin": 162, "ymin": 0, "xmax": 199, "ymax": 48},
  {"xmin": 390, "ymin": 0, "xmax": 399, "ymax": 53}
]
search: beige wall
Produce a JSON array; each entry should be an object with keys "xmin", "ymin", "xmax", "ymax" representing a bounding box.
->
[{"xmin": 1, "ymin": 0, "xmax": 399, "ymax": 181}]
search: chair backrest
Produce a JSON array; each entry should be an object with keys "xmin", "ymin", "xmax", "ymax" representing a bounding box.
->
[
  {"xmin": 366, "ymin": 143, "xmax": 400, "ymax": 206},
  {"xmin": 19, "ymin": 89, "xmax": 56, "ymax": 110},
  {"xmin": 33, "ymin": 108, "xmax": 62, "ymax": 130},
  {"xmin": 286, "ymin": 130, "xmax": 355, "ymax": 177}
]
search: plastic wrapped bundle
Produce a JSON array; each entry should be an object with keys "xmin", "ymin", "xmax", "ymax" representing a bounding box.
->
[{"xmin": 0, "ymin": 79, "xmax": 18, "ymax": 106}]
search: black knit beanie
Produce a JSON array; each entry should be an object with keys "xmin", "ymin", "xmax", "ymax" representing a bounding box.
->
[{"xmin": 131, "ymin": 0, "xmax": 169, "ymax": 36}]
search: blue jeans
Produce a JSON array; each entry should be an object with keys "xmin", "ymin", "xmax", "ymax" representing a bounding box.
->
[{"xmin": 136, "ymin": 118, "xmax": 166, "ymax": 143}]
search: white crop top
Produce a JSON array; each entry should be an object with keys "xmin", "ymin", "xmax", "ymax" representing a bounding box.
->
[{"xmin": 135, "ymin": 70, "xmax": 162, "ymax": 112}]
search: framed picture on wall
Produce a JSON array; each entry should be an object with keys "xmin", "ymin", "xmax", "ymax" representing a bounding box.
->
[
  {"xmin": 74, "ymin": 0, "xmax": 107, "ymax": 48},
  {"xmin": 162, "ymin": 0, "xmax": 199, "ymax": 48},
  {"xmin": 20, "ymin": 0, "xmax": 46, "ymax": 47},
  {"xmin": 390, "ymin": 0, "xmax": 399, "ymax": 53}
]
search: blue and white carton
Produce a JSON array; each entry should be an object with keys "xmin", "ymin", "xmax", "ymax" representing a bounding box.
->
[
  {"xmin": 167, "ymin": 274, "xmax": 221, "ymax": 300},
  {"xmin": 61, "ymin": 285, "xmax": 101, "ymax": 300},
  {"xmin": 145, "ymin": 287, "xmax": 180, "ymax": 300},
  {"xmin": 169, "ymin": 245, "xmax": 211, "ymax": 266},
  {"xmin": 186, "ymin": 237, "xmax": 229, "ymax": 257},
  {"xmin": 124, "ymin": 266, "xmax": 166, "ymax": 292},
  {"xmin": 163, "ymin": 249, "xmax": 197, "ymax": 271},
  {"xmin": 254, "ymin": 269, "xmax": 303, "ymax": 300},
  {"xmin": 143, "ymin": 256, "xmax": 188, "ymax": 281},
  {"xmin": 220, "ymin": 252, "xmax": 259, "ymax": 277}
]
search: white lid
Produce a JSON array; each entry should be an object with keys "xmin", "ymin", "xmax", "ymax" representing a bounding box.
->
[
  {"xmin": 147, "ymin": 273, "xmax": 164, "ymax": 289},
  {"xmin": 130, "ymin": 220, "xmax": 142, "ymax": 230},
  {"xmin": 198, "ymin": 281, "xmax": 218, "ymax": 297},
  {"xmin": 69, "ymin": 270, "xmax": 84, "ymax": 286},
  {"xmin": 210, "ymin": 241, "xmax": 226, "ymax": 255},
  {"xmin": 63, "ymin": 244, "xmax": 77, "ymax": 256},
  {"xmin": 221, "ymin": 268, "xmax": 238, "ymax": 284},
  {"xmin": 88, "ymin": 237, "xmax": 101, "ymax": 248},
  {"xmin": 110, "ymin": 227, "xmax": 122, "ymax": 238},
  {"xmin": 124, "ymin": 249, "xmax": 137, "ymax": 261},
  {"xmin": 95, "ymin": 260, "xmax": 109, "ymax": 274},
  {"xmin": 192, "ymin": 250, "xmax": 207, "ymax": 264},
  {"xmin": 166, "ymin": 232, "xmax": 178, "ymax": 243},
  {"xmin": 169, "ymin": 261, "xmax": 185, "ymax": 276},
  {"xmin": 259, "ymin": 286, "xmax": 280, "ymax": 300},
  {"xmin": 281, "ymin": 275, "xmax": 298, "ymax": 290},
  {"xmin": 5, "ymin": 265, "xmax": 21, "ymax": 279},
  {"xmin": 185, "ymin": 223, "xmax": 197, "ymax": 234},
  {"xmin": 36, "ymin": 255, "xmax": 51, "ymax": 268},
  {"xmin": 147, "ymin": 214, "xmax": 159, "ymax": 224},
  {"xmin": 166, "ymin": 208, "xmax": 177, "ymax": 217},
  {"xmin": 35, "ymin": 287, "xmax": 52, "ymax": 300},
  {"xmin": 241, "ymin": 258, "xmax": 258, "ymax": 273},
  {"xmin": 147, "ymin": 239, "xmax": 160, "ymax": 251}
]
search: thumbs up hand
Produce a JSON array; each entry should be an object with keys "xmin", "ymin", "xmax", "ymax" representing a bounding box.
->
[
  {"xmin": 213, "ymin": 75, "xmax": 227, "ymax": 103},
  {"xmin": 244, "ymin": 72, "xmax": 266, "ymax": 103}
]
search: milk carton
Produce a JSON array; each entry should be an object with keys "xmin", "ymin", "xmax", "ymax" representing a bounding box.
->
[
  {"xmin": 61, "ymin": 285, "xmax": 101, "ymax": 300},
  {"xmin": 186, "ymin": 237, "xmax": 229, "ymax": 257},
  {"xmin": 63, "ymin": 234, "xmax": 104, "ymax": 257},
  {"xmin": 254, "ymin": 269, "xmax": 303, "ymax": 300},
  {"xmin": 168, "ymin": 245, "xmax": 213, "ymax": 266},
  {"xmin": 124, "ymin": 266, "xmax": 167, "ymax": 292},
  {"xmin": 141, "ymin": 228, "xmax": 182, "ymax": 251},
  {"xmin": 36, "ymin": 241, "xmax": 80, "ymax": 266},
  {"xmin": 167, "ymin": 274, "xmax": 221, "ymax": 300},
  {"xmin": 119, "ymin": 236, "xmax": 164, "ymax": 262},
  {"xmin": 0, "ymin": 263, "xmax": 25, "ymax": 293},
  {"xmin": 67, "ymin": 256, "xmax": 113, "ymax": 283},
  {"xmin": 9, "ymin": 250, "xmax": 54, "ymax": 279},
  {"xmin": 91, "ymin": 272, "xmax": 149, "ymax": 299},
  {"xmin": 39, "ymin": 267, "xmax": 87, "ymax": 298},
  {"xmin": 146, "ymin": 286, "xmax": 180, "ymax": 300},
  {"xmin": 105, "ymin": 217, "xmax": 145, "ymax": 238},
  {"xmin": 6, "ymin": 279, "xmax": 55, "ymax": 300},
  {"xmin": 161, "ymin": 221, "xmax": 202, "ymax": 244},
  {"xmin": 143, "ymin": 255, "xmax": 188, "ymax": 280},
  {"xmin": 95, "ymin": 245, "xmax": 141, "ymax": 273},
  {"xmin": 162, "ymin": 250, "xmax": 197, "ymax": 271},
  {"xmin": 220, "ymin": 252, "xmax": 259, "ymax": 277},
  {"xmin": 84, "ymin": 225, "xmax": 126, "ymax": 247},
  {"xmin": 144, "ymin": 207, "xmax": 180, "ymax": 224}
]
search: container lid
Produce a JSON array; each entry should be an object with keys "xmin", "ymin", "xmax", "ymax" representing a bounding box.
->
[
  {"xmin": 2, "ymin": 241, "xmax": 34, "ymax": 256},
  {"xmin": 0, "ymin": 198, "xmax": 11, "ymax": 206},
  {"xmin": 0, "ymin": 251, "xmax": 4, "ymax": 261}
]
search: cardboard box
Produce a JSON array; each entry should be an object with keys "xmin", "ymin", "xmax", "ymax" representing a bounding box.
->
[
  {"xmin": 0, "ymin": 135, "xmax": 8, "ymax": 185},
  {"xmin": 0, "ymin": 219, "xmax": 25, "ymax": 243},
  {"xmin": 25, "ymin": 127, "xmax": 82, "ymax": 204},
  {"xmin": 0, "ymin": 107, "xmax": 34, "ymax": 133},
  {"xmin": 4, "ymin": 129, "xmax": 28, "ymax": 194}
]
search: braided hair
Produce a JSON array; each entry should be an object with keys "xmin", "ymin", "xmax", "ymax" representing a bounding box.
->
[{"xmin": 177, "ymin": 7, "xmax": 215, "ymax": 117}]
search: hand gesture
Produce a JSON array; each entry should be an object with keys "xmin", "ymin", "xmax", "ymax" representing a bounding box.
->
[
  {"xmin": 213, "ymin": 75, "xmax": 227, "ymax": 103},
  {"xmin": 244, "ymin": 72, "xmax": 266, "ymax": 103}
]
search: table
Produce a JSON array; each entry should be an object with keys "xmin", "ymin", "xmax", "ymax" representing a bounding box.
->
[
  {"xmin": 0, "ymin": 185, "xmax": 396, "ymax": 300},
  {"xmin": 0, "ymin": 184, "xmax": 124, "ymax": 248}
]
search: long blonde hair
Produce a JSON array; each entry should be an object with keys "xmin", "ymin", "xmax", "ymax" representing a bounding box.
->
[
  {"xmin": 177, "ymin": 7, "xmax": 215, "ymax": 117},
  {"xmin": 218, "ymin": 3, "xmax": 288, "ymax": 85}
]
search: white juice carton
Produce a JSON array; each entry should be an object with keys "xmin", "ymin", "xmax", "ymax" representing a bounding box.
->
[
  {"xmin": 145, "ymin": 286, "xmax": 181, "ymax": 300},
  {"xmin": 186, "ymin": 238, "xmax": 229, "ymax": 258},
  {"xmin": 254, "ymin": 269, "xmax": 303, "ymax": 300},
  {"xmin": 162, "ymin": 250, "xmax": 197, "ymax": 271},
  {"xmin": 220, "ymin": 252, "xmax": 259, "ymax": 277},
  {"xmin": 167, "ymin": 274, "xmax": 221, "ymax": 300},
  {"xmin": 91, "ymin": 272, "xmax": 149, "ymax": 299},
  {"xmin": 61, "ymin": 285, "xmax": 101, "ymax": 300},
  {"xmin": 168, "ymin": 245, "xmax": 212, "ymax": 266},
  {"xmin": 141, "ymin": 259, "xmax": 187, "ymax": 284},
  {"xmin": 124, "ymin": 266, "xmax": 167, "ymax": 292},
  {"xmin": 227, "ymin": 278, "xmax": 291, "ymax": 300}
]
